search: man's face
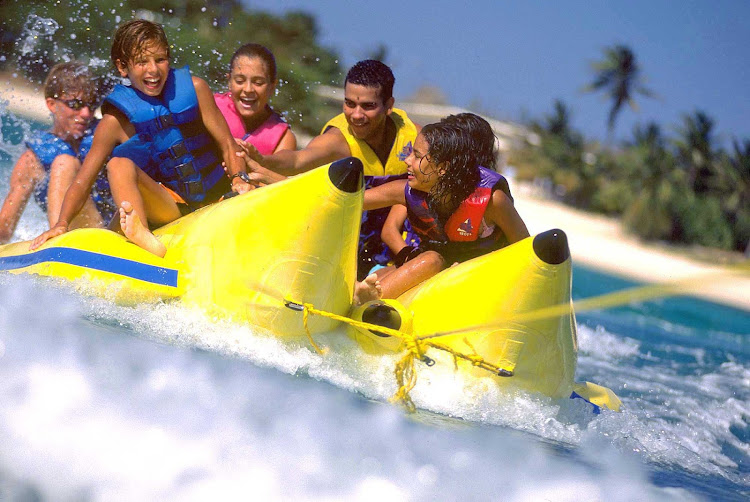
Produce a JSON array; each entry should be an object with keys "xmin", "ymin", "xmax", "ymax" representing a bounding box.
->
[{"xmin": 343, "ymin": 82, "xmax": 394, "ymax": 142}]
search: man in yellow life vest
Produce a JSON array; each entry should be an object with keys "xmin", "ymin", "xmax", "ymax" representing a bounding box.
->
[{"xmin": 238, "ymin": 60, "xmax": 420, "ymax": 279}]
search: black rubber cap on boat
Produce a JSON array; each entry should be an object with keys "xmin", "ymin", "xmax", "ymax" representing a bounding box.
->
[
  {"xmin": 361, "ymin": 302, "xmax": 401, "ymax": 338},
  {"xmin": 532, "ymin": 228, "xmax": 570, "ymax": 265},
  {"xmin": 329, "ymin": 157, "xmax": 363, "ymax": 193}
]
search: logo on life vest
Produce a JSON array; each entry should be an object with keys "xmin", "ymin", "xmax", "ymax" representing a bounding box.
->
[
  {"xmin": 458, "ymin": 218, "xmax": 473, "ymax": 236},
  {"xmin": 398, "ymin": 141, "xmax": 413, "ymax": 161}
]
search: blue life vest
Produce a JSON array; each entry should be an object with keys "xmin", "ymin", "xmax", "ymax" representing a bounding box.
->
[
  {"xmin": 405, "ymin": 166, "xmax": 512, "ymax": 264},
  {"xmin": 104, "ymin": 66, "xmax": 229, "ymax": 205},
  {"xmin": 25, "ymin": 124, "xmax": 116, "ymax": 221}
]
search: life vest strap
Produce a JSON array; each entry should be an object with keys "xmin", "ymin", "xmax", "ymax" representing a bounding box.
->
[
  {"xmin": 161, "ymin": 150, "xmax": 216, "ymax": 180},
  {"xmin": 154, "ymin": 134, "xmax": 211, "ymax": 163},
  {"xmin": 167, "ymin": 164, "xmax": 225, "ymax": 201},
  {"xmin": 136, "ymin": 109, "xmax": 197, "ymax": 137}
]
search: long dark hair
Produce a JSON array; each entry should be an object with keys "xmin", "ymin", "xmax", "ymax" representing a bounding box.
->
[
  {"xmin": 444, "ymin": 112, "xmax": 497, "ymax": 170},
  {"xmin": 420, "ymin": 116, "xmax": 491, "ymax": 217}
]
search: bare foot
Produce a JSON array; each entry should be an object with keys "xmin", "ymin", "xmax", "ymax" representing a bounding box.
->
[
  {"xmin": 353, "ymin": 273, "xmax": 383, "ymax": 306},
  {"xmin": 119, "ymin": 201, "xmax": 167, "ymax": 258}
]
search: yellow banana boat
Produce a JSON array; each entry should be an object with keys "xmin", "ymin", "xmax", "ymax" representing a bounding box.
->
[
  {"xmin": 349, "ymin": 229, "xmax": 621, "ymax": 412},
  {"xmin": 0, "ymin": 158, "xmax": 620, "ymax": 412}
]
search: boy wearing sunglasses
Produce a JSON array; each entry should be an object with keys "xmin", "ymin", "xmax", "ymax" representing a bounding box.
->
[{"xmin": 0, "ymin": 61, "xmax": 115, "ymax": 244}]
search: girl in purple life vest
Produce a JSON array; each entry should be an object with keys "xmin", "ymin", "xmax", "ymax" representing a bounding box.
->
[
  {"xmin": 214, "ymin": 43, "xmax": 296, "ymax": 154},
  {"xmin": 363, "ymin": 113, "xmax": 529, "ymax": 299}
]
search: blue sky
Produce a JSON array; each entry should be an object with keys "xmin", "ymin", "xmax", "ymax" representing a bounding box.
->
[{"xmin": 243, "ymin": 0, "xmax": 749, "ymax": 148}]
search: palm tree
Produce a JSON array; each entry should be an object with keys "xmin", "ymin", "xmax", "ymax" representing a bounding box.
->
[
  {"xmin": 541, "ymin": 99, "xmax": 583, "ymax": 148},
  {"xmin": 622, "ymin": 122, "xmax": 680, "ymax": 240},
  {"xmin": 725, "ymin": 139, "xmax": 750, "ymax": 253},
  {"xmin": 545, "ymin": 100, "xmax": 572, "ymax": 137},
  {"xmin": 673, "ymin": 111, "xmax": 717, "ymax": 194},
  {"xmin": 585, "ymin": 45, "xmax": 655, "ymax": 141}
]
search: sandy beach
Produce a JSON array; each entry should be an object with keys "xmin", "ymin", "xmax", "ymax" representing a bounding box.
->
[
  {"xmin": 514, "ymin": 186, "xmax": 749, "ymax": 311},
  {"xmin": 1, "ymin": 77, "xmax": 748, "ymax": 311}
]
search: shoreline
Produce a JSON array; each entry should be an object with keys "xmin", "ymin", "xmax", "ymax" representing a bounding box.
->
[
  {"xmin": 1, "ymin": 74, "xmax": 747, "ymax": 311},
  {"xmin": 513, "ymin": 185, "xmax": 749, "ymax": 311}
]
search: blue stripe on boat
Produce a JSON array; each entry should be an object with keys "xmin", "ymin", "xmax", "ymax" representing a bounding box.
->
[
  {"xmin": 0, "ymin": 247, "xmax": 178, "ymax": 288},
  {"xmin": 570, "ymin": 391, "xmax": 601, "ymax": 414}
]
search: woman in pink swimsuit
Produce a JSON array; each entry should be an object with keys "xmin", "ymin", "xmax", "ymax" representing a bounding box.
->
[{"xmin": 215, "ymin": 43, "xmax": 297, "ymax": 154}]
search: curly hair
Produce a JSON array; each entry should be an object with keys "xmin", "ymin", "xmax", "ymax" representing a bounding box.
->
[
  {"xmin": 420, "ymin": 122, "xmax": 479, "ymax": 218},
  {"xmin": 443, "ymin": 113, "xmax": 497, "ymax": 169},
  {"xmin": 420, "ymin": 113, "xmax": 496, "ymax": 218}
]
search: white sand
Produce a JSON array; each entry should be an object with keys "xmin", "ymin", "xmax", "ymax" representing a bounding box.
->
[
  {"xmin": 2, "ymin": 75, "xmax": 747, "ymax": 311},
  {"xmin": 514, "ymin": 186, "xmax": 749, "ymax": 311}
]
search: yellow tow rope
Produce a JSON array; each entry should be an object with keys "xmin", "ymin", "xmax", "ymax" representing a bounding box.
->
[
  {"xmin": 282, "ymin": 261, "xmax": 749, "ymax": 412},
  {"xmin": 284, "ymin": 300, "xmax": 513, "ymax": 412}
]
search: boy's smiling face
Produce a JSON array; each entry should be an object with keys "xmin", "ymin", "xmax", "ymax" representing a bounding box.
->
[{"xmin": 116, "ymin": 41, "xmax": 170, "ymax": 97}]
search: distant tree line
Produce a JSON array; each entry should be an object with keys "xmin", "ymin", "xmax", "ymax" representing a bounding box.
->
[
  {"xmin": 511, "ymin": 100, "xmax": 750, "ymax": 252},
  {"xmin": 0, "ymin": 0, "xmax": 342, "ymax": 135},
  {"xmin": 510, "ymin": 45, "xmax": 748, "ymax": 253}
]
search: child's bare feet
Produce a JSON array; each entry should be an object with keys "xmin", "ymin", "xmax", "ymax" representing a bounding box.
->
[
  {"xmin": 119, "ymin": 201, "xmax": 166, "ymax": 258},
  {"xmin": 353, "ymin": 273, "xmax": 382, "ymax": 306}
]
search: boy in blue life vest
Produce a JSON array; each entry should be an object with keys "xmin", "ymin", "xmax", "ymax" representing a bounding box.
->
[
  {"xmin": 0, "ymin": 62, "xmax": 114, "ymax": 244},
  {"xmin": 30, "ymin": 19, "xmax": 252, "ymax": 256}
]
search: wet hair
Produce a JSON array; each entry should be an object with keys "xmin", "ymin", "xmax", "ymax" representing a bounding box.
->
[
  {"xmin": 442, "ymin": 113, "xmax": 497, "ymax": 170},
  {"xmin": 345, "ymin": 60, "xmax": 394, "ymax": 102},
  {"xmin": 43, "ymin": 61, "xmax": 97, "ymax": 103},
  {"xmin": 110, "ymin": 19, "xmax": 170, "ymax": 69},
  {"xmin": 229, "ymin": 43, "xmax": 277, "ymax": 82},
  {"xmin": 420, "ymin": 120, "xmax": 481, "ymax": 218}
]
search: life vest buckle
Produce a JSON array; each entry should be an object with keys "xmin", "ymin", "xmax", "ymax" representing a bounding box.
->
[
  {"xmin": 157, "ymin": 113, "xmax": 175, "ymax": 129},
  {"xmin": 167, "ymin": 141, "xmax": 189, "ymax": 160},
  {"xmin": 182, "ymin": 179, "xmax": 205, "ymax": 197},
  {"xmin": 173, "ymin": 160, "xmax": 198, "ymax": 179}
]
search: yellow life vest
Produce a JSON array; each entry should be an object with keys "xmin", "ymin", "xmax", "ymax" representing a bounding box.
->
[{"xmin": 321, "ymin": 108, "xmax": 417, "ymax": 177}]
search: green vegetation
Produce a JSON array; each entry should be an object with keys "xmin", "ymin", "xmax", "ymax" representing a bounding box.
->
[
  {"xmin": 0, "ymin": 0, "xmax": 342, "ymax": 134},
  {"xmin": 512, "ymin": 103, "xmax": 750, "ymax": 253},
  {"xmin": 512, "ymin": 44, "xmax": 749, "ymax": 254}
]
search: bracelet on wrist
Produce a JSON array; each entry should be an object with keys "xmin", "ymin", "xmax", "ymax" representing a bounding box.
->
[{"xmin": 231, "ymin": 171, "xmax": 251, "ymax": 184}]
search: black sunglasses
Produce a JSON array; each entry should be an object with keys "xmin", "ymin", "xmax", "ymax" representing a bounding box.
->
[{"xmin": 57, "ymin": 98, "xmax": 96, "ymax": 111}]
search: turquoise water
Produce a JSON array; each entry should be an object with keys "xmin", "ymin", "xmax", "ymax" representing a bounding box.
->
[{"xmin": 1, "ymin": 80, "xmax": 748, "ymax": 502}]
